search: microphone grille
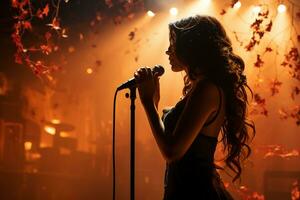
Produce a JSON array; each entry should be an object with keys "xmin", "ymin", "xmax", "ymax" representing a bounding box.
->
[{"xmin": 153, "ymin": 65, "xmax": 165, "ymax": 76}]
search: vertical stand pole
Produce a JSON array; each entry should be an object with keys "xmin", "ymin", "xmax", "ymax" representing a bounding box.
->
[{"xmin": 129, "ymin": 86, "xmax": 136, "ymax": 200}]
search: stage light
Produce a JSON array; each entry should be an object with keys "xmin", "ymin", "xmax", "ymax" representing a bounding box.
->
[
  {"xmin": 169, "ymin": 7, "xmax": 178, "ymax": 16},
  {"xmin": 86, "ymin": 68, "xmax": 93, "ymax": 74},
  {"xmin": 60, "ymin": 131, "xmax": 70, "ymax": 137},
  {"xmin": 233, "ymin": 1, "xmax": 241, "ymax": 9},
  {"xmin": 44, "ymin": 126, "xmax": 56, "ymax": 135},
  {"xmin": 147, "ymin": 10, "xmax": 155, "ymax": 17},
  {"xmin": 202, "ymin": 0, "xmax": 211, "ymax": 4},
  {"xmin": 277, "ymin": 4, "xmax": 286, "ymax": 13},
  {"xmin": 51, "ymin": 119, "xmax": 60, "ymax": 124},
  {"xmin": 24, "ymin": 142, "xmax": 32, "ymax": 151},
  {"xmin": 252, "ymin": 5, "xmax": 261, "ymax": 14}
]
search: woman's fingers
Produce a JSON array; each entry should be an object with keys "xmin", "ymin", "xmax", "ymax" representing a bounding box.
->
[{"xmin": 134, "ymin": 67, "xmax": 153, "ymax": 83}]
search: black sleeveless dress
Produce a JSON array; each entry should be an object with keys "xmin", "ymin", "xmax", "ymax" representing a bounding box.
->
[{"xmin": 161, "ymin": 87, "xmax": 234, "ymax": 200}]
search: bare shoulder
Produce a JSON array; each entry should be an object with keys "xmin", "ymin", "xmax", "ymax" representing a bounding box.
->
[{"xmin": 188, "ymin": 80, "xmax": 220, "ymax": 107}]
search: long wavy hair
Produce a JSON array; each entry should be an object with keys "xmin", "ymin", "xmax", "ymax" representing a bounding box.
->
[{"xmin": 169, "ymin": 15, "xmax": 256, "ymax": 182}]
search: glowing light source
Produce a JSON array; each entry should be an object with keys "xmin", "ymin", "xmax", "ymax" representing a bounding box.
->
[
  {"xmin": 44, "ymin": 126, "xmax": 56, "ymax": 135},
  {"xmin": 60, "ymin": 131, "xmax": 70, "ymax": 137},
  {"xmin": 233, "ymin": 1, "xmax": 241, "ymax": 9},
  {"xmin": 202, "ymin": 0, "xmax": 211, "ymax": 5},
  {"xmin": 277, "ymin": 4, "xmax": 286, "ymax": 13},
  {"xmin": 169, "ymin": 7, "xmax": 178, "ymax": 16},
  {"xmin": 86, "ymin": 68, "xmax": 93, "ymax": 74},
  {"xmin": 51, "ymin": 119, "xmax": 60, "ymax": 124},
  {"xmin": 24, "ymin": 142, "xmax": 32, "ymax": 151},
  {"xmin": 252, "ymin": 5, "xmax": 261, "ymax": 14},
  {"xmin": 147, "ymin": 10, "xmax": 155, "ymax": 17}
]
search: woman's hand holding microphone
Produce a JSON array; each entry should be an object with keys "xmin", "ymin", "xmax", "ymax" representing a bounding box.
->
[{"xmin": 134, "ymin": 66, "xmax": 163, "ymax": 109}]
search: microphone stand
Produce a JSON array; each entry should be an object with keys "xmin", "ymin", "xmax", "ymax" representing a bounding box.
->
[{"xmin": 126, "ymin": 86, "xmax": 136, "ymax": 200}]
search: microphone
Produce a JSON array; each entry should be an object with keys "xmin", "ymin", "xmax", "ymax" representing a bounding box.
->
[{"xmin": 117, "ymin": 65, "xmax": 165, "ymax": 91}]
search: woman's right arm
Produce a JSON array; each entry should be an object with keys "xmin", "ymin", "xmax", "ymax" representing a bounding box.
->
[{"xmin": 134, "ymin": 67, "xmax": 174, "ymax": 161}]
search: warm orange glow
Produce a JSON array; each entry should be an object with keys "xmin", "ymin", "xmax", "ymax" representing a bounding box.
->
[
  {"xmin": 51, "ymin": 119, "xmax": 61, "ymax": 124},
  {"xmin": 233, "ymin": 1, "xmax": 241, "ymax": 9},
  {"xmin": 252, "ymin": 5, "xmax": 261, "ymax": 14},
  {"xmin": 24, "ymin": 141, "xmax": 32, "ymax": 151},
  {"xmin": 60, "ymin": 131, "xmax": 70, "ymax": 137},
  {"xmin": 86, "ymin": 68, "xmax": 93, "ymax": 74},
  {"xmin": 147, "ymin": 10, "xmax": 155, "ymax": 17},
  {"xmin": 202, "ymin": 0, "xmax": 211, "ymax": 6},
  {"xmin": 169, "ymin": 7, "xmax": 178, "ymax": 16},
  {"xmin": 40, "ymin": 143, "xmax": 49, "ymax": 148},
  {"xmin": 44, "ymin": 126, "xmax": 56, "ymax": 135},
  {"xmin": 277, "ymin": 4, "xmax": 286, "ymax": 13}
]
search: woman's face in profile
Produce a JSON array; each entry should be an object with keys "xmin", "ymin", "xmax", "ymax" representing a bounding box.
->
[{"xmin": 165, "ymin": 29, "xmax": 187, "ymax": 72}]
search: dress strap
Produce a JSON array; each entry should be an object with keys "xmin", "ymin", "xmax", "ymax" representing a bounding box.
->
[{"xmin": 203, "ymin": 86, "xmax": 222, "ymax": 127}]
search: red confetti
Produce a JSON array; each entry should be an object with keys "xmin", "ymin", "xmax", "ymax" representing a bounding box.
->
[
  {"xmin": 127, "ymin": 13, "xmax": 135, "ymax": 20},
  {"xmin": 95, "ymin": 60, "xmax": 102, "ymax": 66},
  {"xmin": 245, "ymin": 40, "xmax": 256, "ymax": 51},
  {"xmin": 129, "ymin": 31, "xmax": 135, "ymax": 40},
  {"xmin": 265, "ymin": 20, "xmax": 272, "ymax": 32},
  {"xmin": 105, "ymin": 0, "xmax": 113, "ymax": 8},
  {"xmin": 258, "ymin": 10, "xmax": 269, "ymax": 18},
  {"xmin": 265, "ymin": 47, "xmax": 272, "ymax": 52},
  {"xmin": 129, "ymin": 28, "xmax": 138, "ymax": 40},
  {"xmin": 286, "ymin": 48, "xmax": 299, "ymax": 61},
  {"xmin": 220, "ymin": 9, "xmax": 226, "ymax": 15},
  {"xmin": 270, "ymin": 79, "xmax": 282, "ymax": 96},
  {"xmin": 23, "ymin": 21, "xmax": 32, "ymax": 30},
  {"xmin": 47, "ymin": 17, "xmax": 61, "ymax": 30},
  {"xmin": 279, "ymin": 108, "xmax": 289, "ymax": 119},
  {"xmin": 36, "ymin": 4, "xmax": 49, "ymax": 19},
  {"xmin": 250, "ymin": 93, "xmax": 268, "ymax": 116},
  {"xmin": 279, "ymin": 106, "xmax": 300, "ymax": 126},
  {"xmin": 134, "ymin": 55, "xmax": 139, "ymax": 62},
  {"xmin": 14, "ymin": 53, "xmax": 23, "ymax": 64},
  {"xmin": 250, "ymin": 19, "xmax": 263, "ymax": 31},
  {"xmin": 40, "ymin": 44, "xmax": 52, "ymax": 55},
  {"xmin": 254, "ymin": 54, "xmax": 264, "ymax": 68},
  {"xmin": 45, "ymin": 32, "xmax": 52, "ymax": 41},
  {"xmin": 245, "ymin": 8, "xmax": 272, "ymax": 51},
  {"xmin": 257, "ymin": 31, "xmax": 264, "ymax": 39},
  {"xmin": 113, "ymin": 16, "xmax": 122, "ymax": 25},
  {"xmin": 254, "ymin": 93, "xmax": 265, "ymax": 105},
  {"xmin": 230, "ymin": 0, "xmax": 238, "ymax": 8},
  {"xmin": 291, "ymin": 180, "xmax": 300, "ymax": 200},
  {"xmin": 281, "ymin": 61, "xmax": 288, "ymax": 67},
  {"xmin": 291, "ymin": 86, "xmax": 300, "ymax": 100}
]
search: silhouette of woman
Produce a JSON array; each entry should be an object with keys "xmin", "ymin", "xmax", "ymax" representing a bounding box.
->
[{"xmin": 134, "ymin": 15, "xmax": 255, "ymax": 200}]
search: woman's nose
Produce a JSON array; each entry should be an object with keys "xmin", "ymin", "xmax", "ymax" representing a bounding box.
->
[{"xmin": 165, "ymin": 47, "xmax": 171, "ymax": 55}]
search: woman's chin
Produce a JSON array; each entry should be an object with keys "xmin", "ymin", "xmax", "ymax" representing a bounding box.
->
[{"xmin": 171, "ymin": 65, "xmax": 183, "ymax": 72}]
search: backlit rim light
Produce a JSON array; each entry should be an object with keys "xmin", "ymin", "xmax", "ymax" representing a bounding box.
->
[
  {"xmin": 147, "ymin": 10, "xmax": 155, "ymax": 17},
  {"xmin": 252, "ymin": 5, "xmax": 261, "ymax": 14},
  {"xmin": 233, "ymin": 1, "xmax": 241, "ymax": 9},
  {"xmin": 44, "ymin": 126, "xmax": 56, "ymax": 135}
]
